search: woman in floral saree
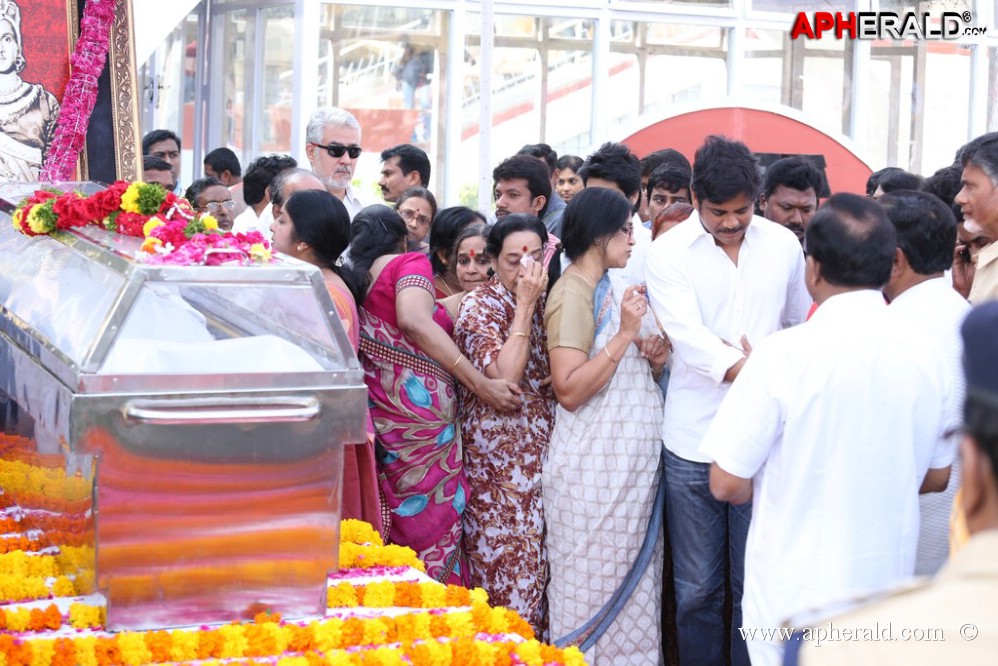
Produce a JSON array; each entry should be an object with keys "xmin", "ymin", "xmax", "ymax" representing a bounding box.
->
[{"xmin": 352, "ymin": 205, "xmax": 521, "ymax": 584}]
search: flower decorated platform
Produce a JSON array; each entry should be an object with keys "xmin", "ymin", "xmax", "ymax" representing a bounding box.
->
[{"xmin": 0, "ymin": 434, "xmax": 586, "ymax": 665}]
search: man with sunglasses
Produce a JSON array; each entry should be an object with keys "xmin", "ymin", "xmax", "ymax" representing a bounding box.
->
[{"xmin": 305, "ymin": 107, "xmax": 366, "ymax": 219}]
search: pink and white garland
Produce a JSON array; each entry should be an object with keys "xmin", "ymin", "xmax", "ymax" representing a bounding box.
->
[{"xmin": 40, "ymin": 0, "xmax": 117, "ymax": 182}]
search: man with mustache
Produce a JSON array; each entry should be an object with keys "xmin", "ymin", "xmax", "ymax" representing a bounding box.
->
[
  {"xmin": 645, "ymin": 135, "xmax": 811, "ymax": 666},
  {"xmin": 305, "ymin": 107, "xmax": 366, "ymax": 220},
  {"xmin": 954, "ymin": 132, "xmax": 998, "ymax": 304},
  {"xmin": 378, "ymin": 144, "xmax": 430, "ymax": 204},
  {"xmin": 759, "ymin": 156, "xmax": 824, "ymax": 248}
]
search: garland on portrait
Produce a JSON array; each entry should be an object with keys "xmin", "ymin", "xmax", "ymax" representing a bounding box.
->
[{"xmin": 39, "ymin": 0, "xmax": 116, "ymax": 182}]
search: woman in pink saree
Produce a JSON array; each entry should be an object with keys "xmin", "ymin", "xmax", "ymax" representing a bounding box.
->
[{"xmin": 351, "ymin": 205, "xmax": 521, "ymax": 583}]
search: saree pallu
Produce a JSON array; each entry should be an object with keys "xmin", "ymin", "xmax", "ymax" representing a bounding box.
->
[{"xmin": 359, "ymin": 308, "xmax": 468, "ymax": 585}]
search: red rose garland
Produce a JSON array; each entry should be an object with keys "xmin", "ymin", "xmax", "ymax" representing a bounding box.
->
[{"xmin": 40, "ymin": 0, "xmax": 118, "ymax": 182}]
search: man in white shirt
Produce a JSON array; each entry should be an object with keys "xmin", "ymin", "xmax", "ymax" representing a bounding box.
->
[
  {"xmin": 232, "ymin": 154, "xmax": 297, "ymax": 239},
  {"xmin": 880, "ymin": 189, "xmax": 970, "ymax": 575},
  {"xmin": 703, "ymin": 193, "xmax": 953, "ymax": 666},
  {"xmin": 577, "ymin": 141, "xmax": 652, "ymax": 286},
  {"xmin": 645, "ymin": 135, "xmax": 810, "ymax": 666},
  {"xmin": 305, "ymin": 107, "xmax": 366, "ymax": 219}
]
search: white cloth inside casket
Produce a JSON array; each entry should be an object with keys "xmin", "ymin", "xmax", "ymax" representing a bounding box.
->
[{"xmin": 100, "ymin": 287, "xmax": 324, "ymax": 374}]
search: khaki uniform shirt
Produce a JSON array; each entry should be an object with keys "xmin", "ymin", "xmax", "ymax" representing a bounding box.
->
[
  {"xmin": 969, "ymin": 241, "xmax": 998, "ymax": 305},
  {"xmin": 797, "ymin": 531, "xmax": 998, "ymax": 665}
]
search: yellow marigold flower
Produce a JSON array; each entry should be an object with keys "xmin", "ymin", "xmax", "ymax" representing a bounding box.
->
[
  {"xmin": 140, "ymin": 236, "xmax": 164, "ymax": 254},
  {"xmin": 469, "ymin": 587, "xmax": 489, "ymax": 605},
  {"xmin": 117, "ymin": 631, "xmax": 153, "ymax": 666},
  {"xmin": 26, "ymin": 206, "xmax": 54, "ymax": 234},
  {"xmin": 562, "ymin": 646, "xmax": 588, "ymax": 666},
  {"xmin": 201, "ymin": 214, "xmax": 219, "ymax": 231},
  {"xmin": 276, "ymin": 657, "xmax": 311, "ymax": 666},
  {"xmin": 362, "ymin": 580, "xmax": 395, "ymax": 608},
  {"xmin": 168, "ymin": 629, "xmax": 200, "ymax": 662},
  {"xmin": 69, "ymin": 603, "xmax": 103, "ymax": 629},
  {"xmin": 217, "ymin": 624, "xmax": 249, "ymax": 659},
  {"xmin": 142, "ymin": 217, "xmax": 165, "ymax": 237},
  {"xmin": 51, "ymin": 575, "xmax": 76, "ymax": 597},
  {"xmin": 121, "ymin": 183, "xmax": 144, "ymax": 214},
  {"xmin": 11, "ymin": 207, "xmax": 23, "ymax": 231},
  {"xmin": 421, "ymin": 582, "xmax": 446, "ymax": 609},
  {"xmin": 6, "ymin": 607, "xmax": 29, "ymax": 631},
  {"xmin": 249, "ymin": 243, "xmax": 272, "ymax": 263},
  {"xmin": 31, "ymin": 637, "xmax": 55, "ymax": 666},
  {"xmin": 327, "ymin": 582, "xmax": 359, "ymax": 608},
  {"xmin": 340, "ymin": 519, "xmax": 382, "ymax": 546},
  {"xmin": 73, "ymin": 635, "xmax": 99, "ymax": 666},
  {"xmin": 514, "ymin": 640, "xmax": 544, "ymax": 666},
  {"xmin": 326, "ymin": 652, "xmax": 355, "ymax": 666}
]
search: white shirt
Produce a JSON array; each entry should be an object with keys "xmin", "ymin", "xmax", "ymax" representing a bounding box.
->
[
  {"xmin": 700, "ymin": 290, "xmax": 952, "ymax": 666},
  {"xmin": 342, "ymin": 185, "xmax": 366, "ymax": 220},
  {"xmin": 232, "ymin": 203, "xmax": 274, "ymax": 241},
  {"xmin": 645, "ymin": 213, "xmax": 810, "ymax": 463},
  {"xmin": 889, "ymin": 277, "xmax": 970, "ymax": 575}
]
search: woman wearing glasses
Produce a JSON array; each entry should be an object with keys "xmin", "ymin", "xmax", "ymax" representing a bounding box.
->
[
  {"xmin": 184, "ymin": 177, "xmax": 237, "ymax": 231},
  {"xmin": 352, "ymin": 205, "xmax": 521, "ymax": 584},
  {"xmin": 543, "ymin": 187, "xmax": 669, "ymax": 661},
  {"xmin": 269, "ymin": 189, "xmax": 384, "ymax": 538},
  {"xmin": 396, "ymin": 187, "xmax": 437, "ymax": 254}
]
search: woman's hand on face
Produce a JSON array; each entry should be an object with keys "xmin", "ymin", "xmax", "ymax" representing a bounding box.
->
[
  {"xmin": 515, "ymin": 259, "xmax": 547, "ymax": 306},
  {"xmin": 637, "ymin": 333, "xmax": 670, "ymax": 367},
  {"xmin": 618, "ymin": 285, "xmax": 648, "ymax": 339},
  {"xmin": 478, "ymin": 378, "xmax": 523, "ymax": 412}
]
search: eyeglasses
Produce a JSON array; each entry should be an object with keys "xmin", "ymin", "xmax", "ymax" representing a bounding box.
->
[
  {"xmin": 198, "ymin": 200, "xmax": 236, "ymax": 214},
  {"xmin": 310, "ymin": 142, "xmax": 362, "ymax": 159},
  {"xmin": 152, "ymin": 150, "xmax": 180, "ymax": 161},
  {"xmin": 398, "ymin": 207, "xmax": 431, "ymax": 227}
]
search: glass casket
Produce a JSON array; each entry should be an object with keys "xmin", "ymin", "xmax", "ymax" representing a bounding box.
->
[{"xmin": 0, "ymin": 183, "xmax": 367, "ymax": 631}]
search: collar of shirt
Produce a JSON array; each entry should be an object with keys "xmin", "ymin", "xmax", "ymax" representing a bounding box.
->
[
  {"xmin": 975, "ymin": 239, "xmax": 998, "ymax": 270},
  {"xmin": 889, "ymin": 275, "xmax": 956, "ymax": 308},
  {"xmin": 807, "ymin": 289, "xmax": 886, "ymax": 325}
]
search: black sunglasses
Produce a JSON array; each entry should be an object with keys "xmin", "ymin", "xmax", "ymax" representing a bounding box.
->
[{"xmin": 311, "ymin": 142, "xmax": 362, "ymax": 159}]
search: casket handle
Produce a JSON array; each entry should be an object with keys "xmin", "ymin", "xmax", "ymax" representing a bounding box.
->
[{"xmin": 122, "ymin": 396, "xmax": 320, "ymax": 424}]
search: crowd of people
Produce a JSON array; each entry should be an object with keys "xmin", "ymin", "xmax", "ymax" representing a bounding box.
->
[{"xmin": 137, "ymin": 108, "xmax": 998, "ymax": 665}]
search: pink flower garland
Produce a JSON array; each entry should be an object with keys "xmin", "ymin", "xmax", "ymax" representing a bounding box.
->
[{"xmin": 40, "ymin": 0, "xmax": 118, "ymax": 182}]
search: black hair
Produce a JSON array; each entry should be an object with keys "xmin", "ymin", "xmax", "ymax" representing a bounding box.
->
[
  {"xmin": 485, "ymin": 214, "xmax": 548, "ymax": 258},
  {"xmin": 560, "ymin": 187, "xmax": 633, "ymax": 262},
  {"xmin": 143, "ymin": 155, "xmax": 172, "ymax": 173},
  {"xmin": 492, "ymin": 155, "xmax": 552, "ymax": 218},
  {"xmin": 184, "ymin": 177, "xmax": 225, "ymax": 207},
  {"xmin": 555, "ymin": 155, "xmax": 583, "ymax": 174},
  {"xmin": 397, "ymin": 186, "xmax": 438, "ymax": 220},
  {"xmin": 517, "ymin": 143, "xmax": 558, "ymax": 174},
  {"xmin": 646, "ymin": 163, "xmax": 692, "ymax": 200},
  {"xmin": 958, "ymin": 132, "xmax": 998, "ymax": 185},
  {"xmin": 763, "ymin": 156, "xmax": 825, "ymax": 199},
  {"xmin": 921, "ymin": 163, "xmax": 964, "ymax": 223},
  {"xmin": 691, "ymin": 135, "xmax": 762, "ymax": 205},
  {"xmin": 876, "ymin": 167, "xmax": 923, "ymax": 194},
  {"xmin": 878, "ymin": 190, "xmax": 957, "ymax": 275},
  {"xmin": 451, "ymin": 222, "xmax": 490, "ymax": 263},
  {"xmin": 380, "ymin": 144, "xmax": 431, "ymax": 187},
  {"xmin": 242, "ymin": 154, "xmax": 297, "ymax": 206},
  {"xmin": 142, "ymin": 129, "xmax": 182, "ymax": 154},
  {"xmin": 806, "ymin": 192, "xmax": 897, "ymax": 288},
  {"xmin": 578, "ymin": 142, "xmax": 643, "ymax": 205},
  {"xmin": 349, "ymin": 205, "xmax": 408, "ymax": 301},
  {"xmin": 284, "ymin": 190, "xmax": 365, "ymax": 304},
  {"xmin": 203, "ymin": 147, "xmax": 242, "ymax": 178},
  {"xmin": 640, "ymin": 148, "xmax": 692, "ymax": 179},
  {"xmin": 428, "ymin": 206, "xmax": 487, "ymax": 275}
]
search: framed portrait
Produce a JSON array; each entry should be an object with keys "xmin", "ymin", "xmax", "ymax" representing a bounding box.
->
[{"xmin": 3, "ymin": 0, "xmax": 140, "ymax": 183}]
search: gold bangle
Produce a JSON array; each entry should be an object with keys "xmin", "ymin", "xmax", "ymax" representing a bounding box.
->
[
  {"xmin": 511, "ymin": 331, "xmax": 528, "ymax": 339},
  {"xmin": 450, "ymin": 354, "xmax": 463, "ymax": 371},
  {"xmin": 603, "ymin": 346, "xmax": 618, "ymax": 363}
]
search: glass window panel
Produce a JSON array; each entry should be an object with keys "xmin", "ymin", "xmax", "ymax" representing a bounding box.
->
[
  {"xmin": 260, "ymin": 6, "xmax": 295, "ymax": 153},
  {"xmin": 922, "ymin": 46, "xmax": 971, "ymax": 171},
  {"xmin": 218, "ymin": 10, "xmax": 248, "ymax": 158},
  {"xmin": 866, "ymin": 44, "xmax": 916, "ymax": 168},
  {"xmin": 750, "ymin": 0, "xmax": 856, "ymax": 12},
  {"xmin": 989, "ymin": 47, "xmax": 998, "ymax": 133},
  {"xmin": 742, "ymin": 27, "xmax": 785, "ymax": 106},
  {"xmin": 612, "ymin": 0, "xmax": 731, "ymax": 6},
  {"xmin": 544, "ymin": 19, "xmax": 595, "ymax": 159},
  {"xmin": 317, "ymin": 5, "xmax": 445, "ymax": 200}
]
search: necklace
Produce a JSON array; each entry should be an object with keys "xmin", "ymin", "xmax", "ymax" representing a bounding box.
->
[
  {"xmin": 435, "ymin": 275, "xmax": 457, "ymax": 297},
  {"xmin": 571, "ymin": 264, "xmax": 600, "ymax": 289}
]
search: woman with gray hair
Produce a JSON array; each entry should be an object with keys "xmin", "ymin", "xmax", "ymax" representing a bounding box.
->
[{"xmin": 0, "ymin": 0, "xmax": 60, "ymax": 181}]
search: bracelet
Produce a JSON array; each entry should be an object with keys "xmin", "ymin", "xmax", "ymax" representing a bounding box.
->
[
  {"xmin": 511, "ymin": 331, "xmax": 528, "ymax": 339},
  {"xmin": 603, "ymin": 346, "xmax": 618, "ymax": 364},
  {"xmin": 450, "ymin": 354, "xmax": 463, "ymax": 371}
]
